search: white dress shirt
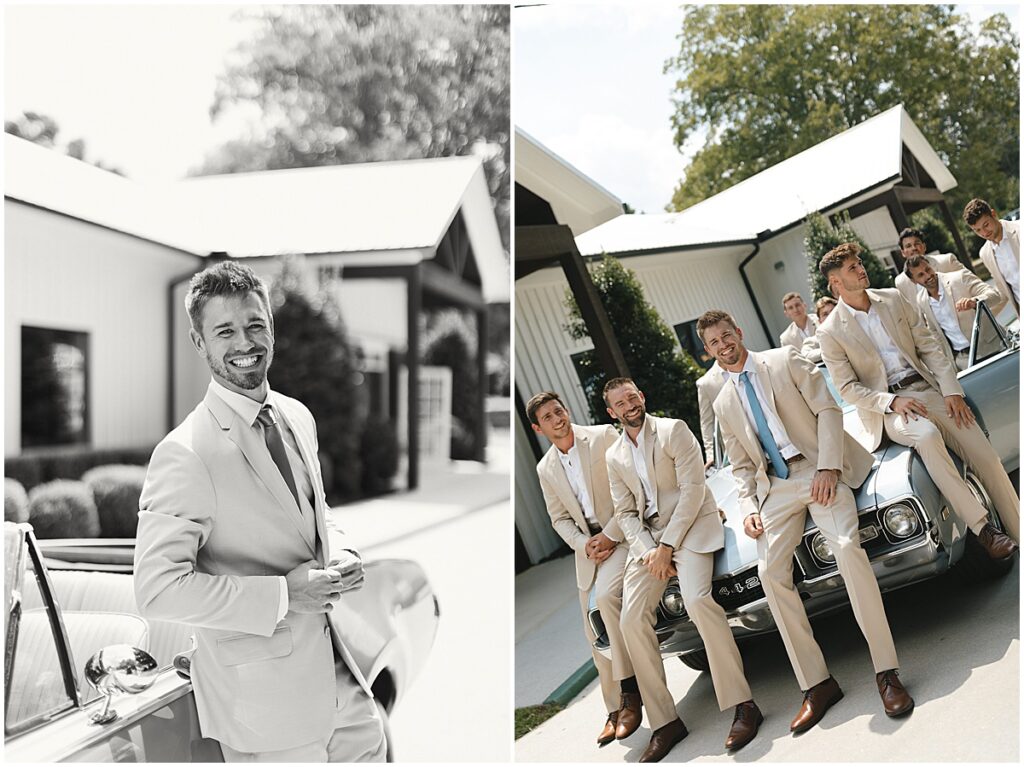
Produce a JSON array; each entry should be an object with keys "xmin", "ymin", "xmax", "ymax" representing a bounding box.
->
[
  {"xmin": 557, "ymin": 443, "xmax": 599, "ymax": 527},
  {"xmin": 927, "ymin": 282, "xmax": 970, "ymax": 352},
  {"xmin": 994, "ymin": 232, "xmax": 1020, "ymax": 302},
  {"xmin": 842, "ymin": 299, "xmax": 918, "ymax": 386},
  {"xmin": 624, "ymin": 422, "xmax": 658, "ymax": 519},
  {"xmin": 728, "ymin": 353, "xmax": 801, "ymax": 460}
]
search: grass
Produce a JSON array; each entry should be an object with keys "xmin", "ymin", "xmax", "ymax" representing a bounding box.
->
[{"xmin": 515, "ymin": 703, "xmax": 565, "ymax": 739}]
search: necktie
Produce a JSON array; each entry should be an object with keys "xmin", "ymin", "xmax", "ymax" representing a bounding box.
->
[
  {"xmin": 256, "ymin": 405, "xmax": 301, "ymax": 509},
  {"xmin": 739, "ymin": 371, "xmax": 789, "ymax": 480}
]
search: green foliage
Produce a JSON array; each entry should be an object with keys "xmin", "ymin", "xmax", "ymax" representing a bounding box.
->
[
  {"xmin": 565, "ymin": 256, "xmax": 704, "ymax": 436},
  {"xmin": 5, "ymin": 111, "xmax": 125, "ymax": 174},
  {"xmin": 28, "ymin": 480, "xmax": 100, "ymax": 539},
  {"xmin": 515, "ymin": 703, "xmax": 565, "ymax": 740},
  {"xmin": 804, "ymin": 212, "xmax": 894, "ymax": 301},
  {"xmin": 907, "ymin": 208, "xmax": 960, "ymax": 262},
  {"xmin": 665, "ymin": 5, "xmax": 1020, "ymax": 234},
  {"xmin": 423, "ymin": 309, "xmax": 481, "ymax": 461},
  {"xmin": 5, "ymin": 479, "xmax": 29, "ymax": 524},
  {"xmin": 269, "ymin": 257, "xmax": 366, "ymax": 501},
  {"xmin": 200, "ymin": 5, "xmax": 510, "ymax": 252},
  {"xmin": 81, "ymin": 465, "xmax": 148, "ymax": 538}
]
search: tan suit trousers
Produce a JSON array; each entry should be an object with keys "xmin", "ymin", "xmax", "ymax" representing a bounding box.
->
[
  {"xmin": 884, "ymin": 381, "xmax": 1020, "ymax": 543},
  {"xmin": 757, "ymin": 460, "xmax": 899, "ymax": 691},
  {"xmin": 579, "ymin": 543, "xmax": 634, "ymax": 714},
  {"xmin": 621, "ymin": 548, "xmax": 751, "ymax": 730}
]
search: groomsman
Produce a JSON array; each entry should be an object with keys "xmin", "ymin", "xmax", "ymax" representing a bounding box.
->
[
  {"xmin": 779, "ymin": 292, "xmax": 818, "ymax": 350},
  {"xmin": 603, "ymin": 378, "xmax": 761, "ymax": 762},
  {"xmin": 528, "ymin": 392, "xmax": 641, "ymax": 746},
  {"xmin": 696, "ymin": 362, "xmax": 727, "ymax": 469},
  {"xmin": 816, "ymin": 242, "xmax": 1019, "ymax": 557},
  {"xmin": 963, "ymin": 199, "xmax": 1019, "ymax": 317},
  {"xmin": 893, "ymin": 227, "xmax": 963, "ymax": 304},
  {"xmin": 698, "ymin": 309, "xmax": 911, "ymax": 731}
]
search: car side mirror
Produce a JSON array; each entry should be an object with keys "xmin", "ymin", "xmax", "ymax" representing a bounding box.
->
[{"xmin": 84, "ymin": 644, "xmax": 159, "ymax": 724}]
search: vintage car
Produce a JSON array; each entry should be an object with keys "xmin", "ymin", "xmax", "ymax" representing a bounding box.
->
[
  {"xmin": 4, "ymin": 523, "xmax": 440, "ymax": 762},
  {"xmin": 589, "ymin": 301, "xmax": 1019, "ymax": 670}
]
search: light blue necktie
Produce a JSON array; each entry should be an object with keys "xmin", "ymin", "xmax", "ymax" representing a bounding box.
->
[{"xmin": 739, "ymin": 371, "xmax": 789, "ymax": 479}]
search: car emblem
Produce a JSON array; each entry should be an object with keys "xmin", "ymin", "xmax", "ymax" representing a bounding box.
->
[
  {"xmin": 718, "ymin": 587, "xmax": 730, "ymax": 596},
  {"xmin": 745, "ymin": 577, "xmax": 760, "ymax": 589},
  {"xmin": 734, "ymin": 583, "xmax": 744, "ymax": 593}
]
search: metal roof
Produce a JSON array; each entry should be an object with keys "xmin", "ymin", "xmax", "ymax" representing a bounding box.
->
[
  {"xmin": 576, "ymin": 105, "xmax": 957, "ymax": 257},
  {"xmin": 5, "ymin": 134, "xmax": 508, "ymax": 301}
]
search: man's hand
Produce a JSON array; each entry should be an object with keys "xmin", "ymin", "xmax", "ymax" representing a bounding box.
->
[
  {"xmin": 743, "ymin": 513, "xmax": 764, "ymax": 539},
  {"xmin": 585, "ymin": 532, "xmax": 616, "ymax": 560},
  {"xmin": 327, "ymin": 549, "xmax": 366, "ymax": 594},
  {"xmin": 945, "ymin": 394, "xmax": 976, "ymax": 429},
  {"xmin": 285, "ymin": 559, "xmax": 344, "ymax": 614},
  {"xmin": 810, "ymin": 469, "xmax": 839, "ymax": 506},
  {"xmin": 642, "ymin": 544, "xmax": 676, "ymax": 581},
  {"xmin": 954, "ymin": 297, "xmax": 978, "ymax": 312},
  {"xmin": 891, "ymin": 395, "xmax": 928, "ymax": 421},
  {"xmin": 704, "ymin": 457, "xmax": 715, "ymax": 472}
]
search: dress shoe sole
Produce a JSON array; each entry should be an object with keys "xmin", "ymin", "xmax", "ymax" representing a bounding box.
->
[
  {"xmin": 790, "ymin": 690, "xmax": 844, "ymax": 734},
  {"xmin": 726, "ymin": 711, "xmax": 764, "ymax": 751}
]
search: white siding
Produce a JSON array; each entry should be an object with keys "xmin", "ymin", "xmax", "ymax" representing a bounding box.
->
[
  {"xmin": 5, "ymin": 201, "xmax": 202, "ymax": 454},
  {"xmin": 745, "ymin": 226, "xmax": 814, "ymax": 342},
  {"xmin": 514, "ymin": 415, "xmax": 563, "ymax": 563}
]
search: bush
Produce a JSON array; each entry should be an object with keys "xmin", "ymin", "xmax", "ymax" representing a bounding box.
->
[
  {"xmin": 804, "ymin": 211, "xmax": 894, "ymax": 301},
  {"xmin": 81, "ymin": 464, "xmax": 147, "ymax": 537},
  {"xmin": 5, "ymin": 446, "xmax": 154, "ymax": 493},
  {"xmin": 27, "ymin": 480, "xmax": 100, "ymax": 539},
  {"xmin": 5, "ymin": 478, "xmax": 29, "ymax": 523},
  {"xmin": 360, "ymin": 415, "xmax": 399, "ymax": 496},
  {"xmin": 423, "ymin": 310, "xmax": 481, "ymax": 461}
]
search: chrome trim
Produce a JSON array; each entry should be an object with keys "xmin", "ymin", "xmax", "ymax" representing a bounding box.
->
[
  {"xmin": 875, "ymin": 500, "xmax": 924, "ymax": 545},
  {"xmin": 800, "ymin": 535, "xmax": 936, "ymax": 585}
]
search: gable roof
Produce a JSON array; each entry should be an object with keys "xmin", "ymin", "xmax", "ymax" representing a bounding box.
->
[{"xmin": 576, "ymin": 105, "xmax": 956, "ymax": 257}]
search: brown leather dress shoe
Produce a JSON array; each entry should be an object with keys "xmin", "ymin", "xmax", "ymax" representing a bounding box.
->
[
  {"xmin": 977, "ymin": 523, "xmax": 1019, "ymax": 560},
  {"xmin": 790, "ymin": 676, "xmax": 843, "ymax": 733},
  {"xmin": 615, "ymin": 692, "xmax": 643, "ymax": 740},
  {"xmin": 597, "ymin": 711, "xmax": 618, "ymax": 746},
  {"xmin": 876, "ymin": 669, "xmax": 914, "ymax": 717},
  {"xmin": 725, "ymin": 700, "xmax": 763, "ymax": 751},
  {"xmin": 638, "ymin": 718, "xmax": 688, "ymax": 763}
]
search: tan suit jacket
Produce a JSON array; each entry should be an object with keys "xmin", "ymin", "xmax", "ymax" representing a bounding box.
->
[
  {"xmin": 915, "ymin": 268, "xmax": 1004, "ymax": 368},
  {"xmin": 696, "ymin": 362, "xmax": 726, "ymax": 461},
  {"xmin": 713, "ymin": 348, "xmax": 874, "ymax": 519},
  {"xmin": 536, "ymin": 423, "xmax": 623, "ymax": 590},
  {"xmin": 817, "ymin": 289, "xmax": 961, "ymax": 451},
  {"xmin": 606, "ymin": 415, "xmax": 723, "ymax": 559},
  {"xmin": 779, "ymin": 314, "xmax": 818, "ymax": 350},
  {"xmin": 979, "ymin": 219, "xmax": 1020, "ymax": 316},
  {"xmin": 134, "ymin": 385, "xmax": 369, "ymax": 753},
  {"xmin": 895, "ymin": 252, "xmax": 961, "ymax": 303}
]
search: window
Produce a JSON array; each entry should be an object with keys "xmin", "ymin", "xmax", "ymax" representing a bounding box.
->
[
  {"xmin": 673, "ymin": 320, "xmax": 714, "ymax": 370},
  {"xmin": 969, "ymin": 301, "xmax": 1010, "ymax": 366},
  {"xmin": 20, "ymin": 327, "xmax": 89, "ymax": 448}
]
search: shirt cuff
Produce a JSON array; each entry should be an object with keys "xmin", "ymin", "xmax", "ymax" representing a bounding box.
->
[
  {"xmin": 884, "ymin": 393, "xmax": 897, "ymax": 413},
  {"xmin": 276, "ymin": 577, "xmax": 288, "ymax": 621}
]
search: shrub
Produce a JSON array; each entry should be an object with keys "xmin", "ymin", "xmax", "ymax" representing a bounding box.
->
[
  {"xmin": 27, "ymin": 480, "xmax": 100, "ymax": 539},
  {"xmin": 423, "ymin": 310, "xmax": 481, "ymax": 461},
  {"xmin": 81, "ymin": 464, "xmax": 147, "ymax": 537},
  {"xmin": 804, "ymin": 211, "xmax": 894, "ymax": 301},
  {"xmin": 360, "ymin": 415, "xmax": 399, "ymax": 496},
  {"xmin": 5, "ymin": 478, "xmax": 29, "ymax": 523},
  {"xmin": 4, "ymin": 446, "xmax": 154, "ymax": 493}
]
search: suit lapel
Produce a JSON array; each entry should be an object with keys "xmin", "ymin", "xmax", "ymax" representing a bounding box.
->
[
  {"xmin": 871, "ymin": 291, "xmax": 917, "ymax": 367},
  {"xmin": 837, "ymin": 300, "xmax": 884, "ymax": 363},
  {"xmin": 273, "ymin": 397, "xmax": 322, "ymax": 555},
  {"xmin": 546, "ymin": 447, "xmax": 589, "ymax": 531},
  {"xmin": 753, "ymin": 354, "xmax": 779, "ymax": 421},
  {"xmin": 720, "ymin": 382, "xmax": 765, "ymax": 471},
  {"xmin": 576, "ymin": 428, "xmax": 596, "ymax": 508},
  {"xmin": 642, "ymin": 416, "xmax": 657, "ymax": 508}
]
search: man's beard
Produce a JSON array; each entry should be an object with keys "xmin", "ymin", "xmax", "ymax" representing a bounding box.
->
[
  {"xmin": 621, "ymin": 405, "xmax": 646, "ymax": 429},
  {"xmin": 208, "ymin": 348, "xmax": 271, "ymax": 390}
]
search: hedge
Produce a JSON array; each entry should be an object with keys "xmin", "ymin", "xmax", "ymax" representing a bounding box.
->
[
  {"xmin": 5, "ymin": 478, "xmax": 29, "ymax": 523},
  {"xmin": 81, "ymin": 464, "xmax": 148, "ymax": 537},
  {"xmin": 28, "ymin": 480, "xmax": 101, "ymax": 539}
]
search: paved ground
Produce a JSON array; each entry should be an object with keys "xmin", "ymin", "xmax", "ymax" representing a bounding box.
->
[
  {"xmin": 330, "ymin": 427, "xmax": 512, "ymax": 762},
  {"xmin": 516, "ymin": 559, "xmax": 1019, "ymax": 762}
]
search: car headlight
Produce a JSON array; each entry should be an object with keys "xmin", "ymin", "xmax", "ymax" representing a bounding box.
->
[
  {"xmin": 660, "ymin": 578, "xmax": 685, "ymax": 618},
  {"xmin": 882, "ymin": 503, "xmax": 920, "ymax": 538},
  {"xmin": 810, "ymin": 533, "xmax": 835, "ymax": 563}
]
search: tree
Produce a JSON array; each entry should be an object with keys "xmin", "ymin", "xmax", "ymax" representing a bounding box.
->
[
  {"xmin": 564, "ymin": 255, "xmax": 705, "ymax": 438},
  {"xmin": 199, "ymin": 5, "xmax": 510, "ymax": 252},
  {"xmin": 804, "ymin": 212, "xmax": 894, "ymax": 301},
  {"xmin": 665, "ymin": 6, "xmax": 1019, "ymax": 227},
  {"xmin": 5, "ymin": 111, "xmax": 125, "ymax": 175}
]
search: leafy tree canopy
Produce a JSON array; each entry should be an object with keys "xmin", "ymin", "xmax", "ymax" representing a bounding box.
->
[
  {"xmin": 198, "ymin": 4, "xmax": 510, "ymax": 251},
  {"xmin": 665, "ymin": 5, "xmax": 1019, "ymax": 224},
  {"xmin": 5, "ymin": 111, "xmax": 124, "ymax": 175}
]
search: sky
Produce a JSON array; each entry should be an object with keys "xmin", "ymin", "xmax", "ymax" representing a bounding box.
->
[{"xmin": 514, "ymin": 3, "xmax": 1020, "ymax": 214}]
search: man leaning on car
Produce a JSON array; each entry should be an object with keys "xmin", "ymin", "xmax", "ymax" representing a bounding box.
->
[
  {"xmin": 699, "ymin": 309, "xmax": 912, "ymax": 732},
  {"xmin": 528, "ymin": 390, "xmax": 644, "ymax": 748}
]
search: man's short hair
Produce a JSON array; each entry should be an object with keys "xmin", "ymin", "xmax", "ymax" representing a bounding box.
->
[
  {"xmin": 818, "ymin": 242, "xmax": 862, "ymax": 279},
  {"xmin": 902, "ymin": 254, "xmax": 929, "ymax": 276},
  {"xmin": 781, "ymin": 291, "xmax": 804, "ymax": 307},
  {"xmin": 525, "ymin": 391, "xmax": 566, "ymax": 426},
  {"xmin": 963, "ymin": 198, "xmax": 994, "ymax": 225},
  {"xmin": 185, "ymin": 261, "xmax": 271, "ymax": 332},
  {"xmin": 602, "ymin": 376, "xmax": 637, "ymax": 406},
  {"xmin": 815, "ymin": 296, "xmax": 837, "ymax": 313},
  {"xmin": 898, "ymin": 227, "xmax": 927, "ymax": 248},
  {"xmin": 696, "ymin": 309, "xmax": 738, "ymax": 342}
]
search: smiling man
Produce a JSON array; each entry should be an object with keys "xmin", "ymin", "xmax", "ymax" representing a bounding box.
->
[
  {"xmin": 134, "ymin": 261, "xmax": 386, "ymax": 762},
  {"xmin": 963, "ymin": 199, "xmax": 1020, "ymax": 317},
  {"xmin": 779, "ymin": 292, "xmax": 818, "ymax": 351}
]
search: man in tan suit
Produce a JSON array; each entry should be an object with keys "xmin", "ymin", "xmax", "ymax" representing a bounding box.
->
[
  {"xmin": 696, "ymin": 362, "xmax": 727, "ymax": 469},
  {"xmin": 904, "ymin": 254, "xmax": 1005, "ymax": 371},
  {"xmin": 893, "ymin": 227, "xmax": 963, "ymax": 304},
  {"xmin": 135, "ymin": 262, "xmax": 385, "ymax": 762},
  {"xmin": 528, "ymin": 391, "xmax": 641, "ymax": 747},
  {"xmin": 698, "ymin": 309, "xmax": 912, "ymax": 731},
  {"xmin": 604, "ymin": 378, "xmax": 761, "ymax": 762},
  {"xmin": 816, "ymin": 242, "xmax": 1019, "ymax": 561},
  {"xmin": 779, "ymin": 292, "xmax": 818, "ymax": 350},
  {"xmin": 963, "ymin": 199, "xmax": 1020, "ymax": 317}
]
